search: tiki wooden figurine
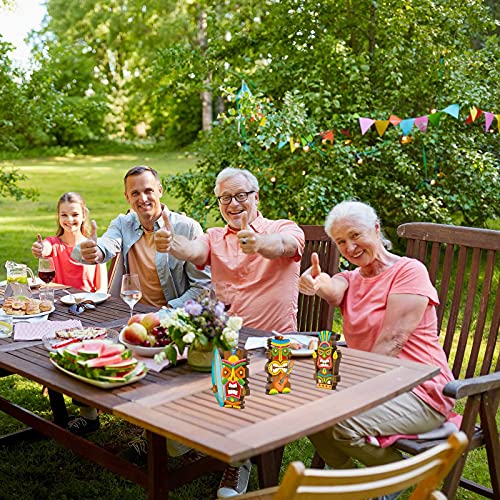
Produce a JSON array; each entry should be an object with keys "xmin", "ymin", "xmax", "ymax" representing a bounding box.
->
[
  {"xmin": 212, "ymin": 347, "xmax": 250, "ymax": 409},
  {"xmin": 313, "ymin": 330, "xmax": 342, "ymax": 390},
  {"xmin": 265, "ymin": 335, "xmax": 294, "ymax": 395}
]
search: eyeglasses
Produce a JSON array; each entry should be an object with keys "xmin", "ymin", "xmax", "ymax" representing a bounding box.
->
[
  {"xmin": 68, "ymin": 299, "xmax": 96, "ymax": 315},
  {"xmin": 217, "ymin": 191, "xmax": 255, "ymax": 205}
]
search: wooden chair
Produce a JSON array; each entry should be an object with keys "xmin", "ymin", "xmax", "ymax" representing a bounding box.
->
[
  {"xmin": 297, "ymin": 225, "xmax": 341, "ymax": 332},
  {"xmin": 240, "ymin": 431, "xmax": 468, "ymax": 499},
  {"xmin": 396, "ymin": 222, "xmax": 500, "ymax": 498}
]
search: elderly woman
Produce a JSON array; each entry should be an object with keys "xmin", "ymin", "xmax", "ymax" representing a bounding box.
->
[{"xmin": 299, "ymin": 201, "xmax": 454, "ymax": 471}]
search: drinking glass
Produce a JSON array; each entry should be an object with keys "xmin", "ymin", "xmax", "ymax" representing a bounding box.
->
[
  {"xmin": 120, "ymin": 274, "xmax": 142, "ymax": 317},
  {"xmin": 38, "ymin": 257, "xmax": 55, "ymax": 293}
]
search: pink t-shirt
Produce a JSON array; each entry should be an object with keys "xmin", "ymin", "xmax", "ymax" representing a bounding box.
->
[
  {"xmin": 46, "ymin": 236, "xmax": 104, "ymax": 292},
  {"xmin": 197, "ymin": 213, "xmax": 305, "ymax": 332},
  {"xmin": 338, "ymin": 257, "xmax": 454, "ymax": 417}
]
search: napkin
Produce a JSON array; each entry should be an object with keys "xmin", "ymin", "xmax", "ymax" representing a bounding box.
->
[
  {"xmin": 244, "ymin": 334, "xmax": 314, "ymax": 350},
  {"xmin": 14, "ymin": 319, "xmax": 83, "ymax": 341},
  {"xmin": 134, "ymin": 348, "xmax": 188, "ymax": 372}
]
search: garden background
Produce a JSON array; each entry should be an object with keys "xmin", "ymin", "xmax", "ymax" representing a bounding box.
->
[{"xmin": 0, "ymin": 0, "xmax": 499, "ymax": 498}]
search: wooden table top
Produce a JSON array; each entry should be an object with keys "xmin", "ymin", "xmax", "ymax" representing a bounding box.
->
[{"xmin": 0, "ymin": 288, "xmax": 439, "ymax": 465}]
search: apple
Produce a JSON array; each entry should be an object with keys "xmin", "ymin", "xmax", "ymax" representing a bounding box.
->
[
  {"xmin": 128, "ymin": 313, "xmax": 144, "ymax": 325},
  {"xmin": 141, "ymin": 312, "xmax": 161, "ymax": 331},
  {"xmin": 123, "ymin": 323, "xmax": 148, "ymax": 345}
]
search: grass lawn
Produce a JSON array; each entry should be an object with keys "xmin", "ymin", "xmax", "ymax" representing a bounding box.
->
[
  {"xmin": 0, "ymin": 151, "xmax": 495, "ymax": 498},
  {"xmin": 0, "ymin": 150, "xmax": 200, "ymax": 282}
]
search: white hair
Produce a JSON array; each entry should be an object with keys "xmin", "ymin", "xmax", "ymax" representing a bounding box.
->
[
  {"xmin": 214, "ymin": 167, "xmax": 259, "ymax": 195},
  {"xmin": 324, "ymin": 201, "xmax": 392, "ymax": 249}
]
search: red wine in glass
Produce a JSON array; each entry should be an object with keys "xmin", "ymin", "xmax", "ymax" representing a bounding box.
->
[
  {"xmin": 38, "ymin": 257, "xmax": 56, "ymax": 287},
  {"xmin": 39, "ymin": 270, "xmax": 56, "ymax": 284}
]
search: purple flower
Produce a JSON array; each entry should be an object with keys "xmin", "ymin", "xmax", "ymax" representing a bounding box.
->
[
  {"xmin": 184, "ymin": 301, "xmax": 203, "ymax": 316},
  {"xmin": 214, "ymin": 302, "xmax": 225, "ymax": 318}
]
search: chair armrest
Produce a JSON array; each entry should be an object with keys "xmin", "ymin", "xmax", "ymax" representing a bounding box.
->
[{"xmin": 443, "ymin": 372, "xmax": 500, "ymax": 399}]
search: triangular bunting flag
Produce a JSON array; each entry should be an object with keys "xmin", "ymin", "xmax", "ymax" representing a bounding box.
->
[
  {"xmin": 414, "ymin": 116, "xmax": 429, "ymax": 133},
  {"xmin": 375, "ymin": 120, "xmax": 390, "ymax": 136},
  {"xmin": 484, "ymin": 112, "xmax": 494, "ymax": 132},
  {"xmin": 259, "ymin": 116, "xmax": 267, "ymax": 127},
  {"xmin": 359, "ymin": 118, "xmax": 375, "ymax": 135},
  {"xmin": 497, "ymin": 115, "xmax": 500, "ymax": 133},
  {"xmin": 236, "ymin": 80, "xmax": 252, "ymax": 101},
  {"xmin": 389, "ymin": 115, "xmax": 402, "ymax": 126},
  {"xmin": 278, "ymin": 136, "xmax": 289, "ymax": 149},
  {"xmin": 289, "ymin": 137, "xmax": 296, "ymax": 153},
  {"xmin": 399, "ymin": 118, "xmax": 415, "ymax": 136},
  {"xmin": 441, "ymin": 104, "xmax": 460, "ymax": 119},
  {"xmin": 321, "ymin": 130, "xmax": 334, "ymax": 143},
  {"xmin": 301, "ymin": 137, "xmax": 307, "ymax": 147},
  {"xmin": 470, "ymin": 106, "xmax": 483, "ymax": 122},
  {"xmin": 428, "ymin": 112, "xmax": 443, "ymax": 127}
]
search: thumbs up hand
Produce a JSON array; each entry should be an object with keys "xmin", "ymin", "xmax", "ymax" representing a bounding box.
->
[
  {"xmin": 80, "ymin": 220, "xmax": 101, "ymax": 263},
  {"xmin": 155, "ymin": 209, "xmax": 174, "ymax": 253},
  {"xmin": 298, "ymin": 252, "xmax": 325, "ymax": 296},
  {"xmin": 31, "ymin": 234, "xmax": 46, "ymax": 259},
  {"xmin": 237, "ymin": 212, "xmax": 258, "ymax": 254}
]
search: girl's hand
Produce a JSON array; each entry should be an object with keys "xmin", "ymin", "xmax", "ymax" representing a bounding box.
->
[{"xmin": 31, "ymin": 234, "xmax": 45, "ymax": 259}]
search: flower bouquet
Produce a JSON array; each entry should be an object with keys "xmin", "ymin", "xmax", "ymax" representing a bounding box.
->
[{"xmin": 154, "ymin": 292, "xmax": 242, "ymax": 370}]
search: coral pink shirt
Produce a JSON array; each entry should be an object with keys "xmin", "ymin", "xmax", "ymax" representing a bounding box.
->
[
  {"xmin": 197, "ymin": 213, "xmax": 304, "ymax": 332},
  {"xmin": 46, "ymin": 236, "xmax": 104, "ymax": 292},
  {"xmin": 338, "ymin": 257, "xmax": 454, "ymax": 417}
]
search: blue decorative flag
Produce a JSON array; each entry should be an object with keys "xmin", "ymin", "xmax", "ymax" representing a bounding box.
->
[{"xmin": 399, "ymin": 118, "xmax": 415, "ymax": 136}]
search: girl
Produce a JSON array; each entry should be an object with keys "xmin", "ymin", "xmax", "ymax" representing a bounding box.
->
[
  {"xmin": 31, "ymin": 192, "xmax": 106, "ymax": 435},
  {"xmin": 31, "ymin": 192, "xmax": 107, "ymax": 292}
]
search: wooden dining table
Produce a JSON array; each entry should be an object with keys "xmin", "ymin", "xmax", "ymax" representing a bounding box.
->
[{"xmin": 0, "ymin": 287, "xmax": 440, "ymax": 499}]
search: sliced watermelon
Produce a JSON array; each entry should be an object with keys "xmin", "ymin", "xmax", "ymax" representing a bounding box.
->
[
  {"xmin": 83, "ymin": 353, "xmax": 130, "ymax": 368},
  {"xmin": 99, "ymin": 359, "xmax": 138, "ymax": 373},
  {"xmin": 99, "ymin": 344, "xmax": 127, "ymax": 358}
]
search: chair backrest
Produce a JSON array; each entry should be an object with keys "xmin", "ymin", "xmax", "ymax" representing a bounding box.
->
[
  {"xmin": 397, "ymin": 223, "xmax": 500, "ymax": 379},
  {"xmin": 273, "ymin": 432, "xmax": 468, "ymax": 499},
  {"xmin": 297, "ymin": 225, "xmax": 341, "ymax": 332},
  {"xmin": 107, "ymin": 252, "xmax": 123, "ymax": 297}
]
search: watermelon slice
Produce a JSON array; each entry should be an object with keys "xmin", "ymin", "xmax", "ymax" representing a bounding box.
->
[{"xmin": 83, "ymin": 353, "xmax": 130, "ymax": 368}]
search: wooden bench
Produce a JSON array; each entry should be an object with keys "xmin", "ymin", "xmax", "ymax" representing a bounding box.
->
[{"xmin": 396, "ymin": 222, "xmax": 500, "ymax": 499}]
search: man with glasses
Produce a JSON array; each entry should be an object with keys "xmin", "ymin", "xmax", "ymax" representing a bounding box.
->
[{"xmin": 156, "ymin": 166, "xmax": 304, "ymax": 498}]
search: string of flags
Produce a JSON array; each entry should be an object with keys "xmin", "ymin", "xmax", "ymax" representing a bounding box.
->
[{"xmin": 232, "ymin": 81, "xmax": 499, "ymax": 156}]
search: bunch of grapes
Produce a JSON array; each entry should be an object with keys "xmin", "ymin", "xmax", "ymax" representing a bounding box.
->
[{"xmin": 146, "ymin": 325, "xmax": 172, "ymax": 347}]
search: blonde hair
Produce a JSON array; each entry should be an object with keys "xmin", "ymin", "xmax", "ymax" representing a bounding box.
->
[
  {"xmin": 56, "ymin": 192, "xmax": 90, "ymax": 238},
  {"xmin": 324, "ymin": 201, "xmax": 392, "ymax": 249}
]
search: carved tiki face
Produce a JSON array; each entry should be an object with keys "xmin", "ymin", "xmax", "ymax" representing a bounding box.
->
[
  {"xmin": 267, "ymin": 337, "xmax": 292, "ymax": 377},
  {"xmin": 222, "ymin": 354, "xmax": 248, "ymax": 401}
]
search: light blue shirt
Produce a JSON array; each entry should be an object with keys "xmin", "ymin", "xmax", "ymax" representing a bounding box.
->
[{"xmin": 72, "ymin": 210, "xmax": 211, "ymax": 309}]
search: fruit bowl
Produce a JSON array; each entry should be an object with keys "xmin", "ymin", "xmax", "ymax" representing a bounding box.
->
[{"xmin": 119, "ymin": 328, "xmax": 165, "ymax": 357}]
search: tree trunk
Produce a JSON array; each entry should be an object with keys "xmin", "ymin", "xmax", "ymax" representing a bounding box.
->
[{"xmin": 198, "ymin": 9, "xmax": 212, "ymax": 131}]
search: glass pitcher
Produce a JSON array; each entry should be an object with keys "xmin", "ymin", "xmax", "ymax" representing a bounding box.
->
[{"xmin": 5, "ymin": 261, "xmax": 35, "ymax": 298}]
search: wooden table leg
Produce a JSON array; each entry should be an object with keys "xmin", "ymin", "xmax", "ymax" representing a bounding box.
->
[
  {"xmin": 147, "ymin": 430, "xmax": 169, "ymax": 500},
  {"xmin": 254, "ymin": 446, "xmax": 284, "ymax": 488},
  {"xmin": 47, "ymin": 389, "xmax": 69, "ymax": 426}
]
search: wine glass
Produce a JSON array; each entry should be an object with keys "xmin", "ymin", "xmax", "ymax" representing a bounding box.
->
[
  {"xmin": 120, "ymin": 274, "xmax": 142, "ymax": 317},
  {"xmin": 38, "ymin": 257, "xmax": 55, "ymax": 293}
]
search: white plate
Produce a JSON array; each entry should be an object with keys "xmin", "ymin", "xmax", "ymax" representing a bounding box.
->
[
  {"xmin": 49, "ymin": 357, "xmax": 147, "ymax": 389},
  {"xmin": 0, "ymin": 305, "xmax": 55, "ymax": 320},
  {"xmin": 285, "ymin": 334, "xmax": 318, "ymax": 357},
  {"xmin": 59, "ymin": 292, "xmax": 110, "ymax": 305},
  {"xmin": 42, "ymin": 329, "xmax": 118, "ymax": 352},
  {"xmin": 119, "ymin": 328, "xmax": 165, "ymax": 357}
]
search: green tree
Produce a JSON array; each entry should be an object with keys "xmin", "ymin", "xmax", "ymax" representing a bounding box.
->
[{"xmin": 166, "ymin": 0, "xmax": 500, "ymax": 236}]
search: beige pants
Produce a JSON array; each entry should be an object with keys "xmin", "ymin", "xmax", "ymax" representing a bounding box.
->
[{"xmin": 309, "ymin": 392, "xmax": 445, "ymax": 468}]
